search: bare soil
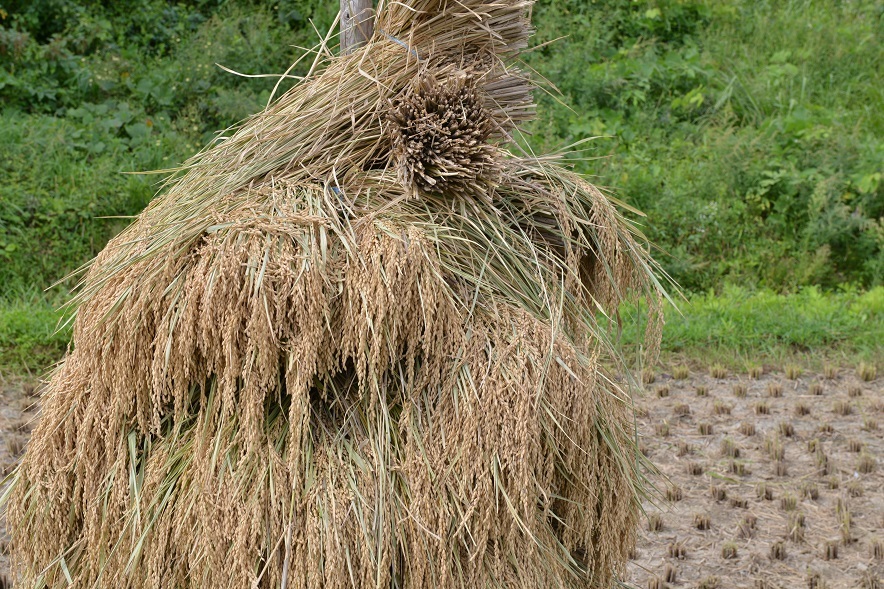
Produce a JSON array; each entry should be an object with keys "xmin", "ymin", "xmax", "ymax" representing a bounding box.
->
[
  {"xmin": 0, "ymin": 368, "xmax": 880, "ymax": 588},
  {"xmin": 629, "ymin": 367, "xmax": 883, "ymax": 589},
  {"xmin": 0, "ymin": 374, "xmax": 40, "ymax": 586}
]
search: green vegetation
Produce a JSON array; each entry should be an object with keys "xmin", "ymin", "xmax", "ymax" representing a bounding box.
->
[
  {"xmin": 1, "ymin": 0, "xmax": 336, "ymax": 292},
  {"xmin": 1, "ymin": 0, "xmax": 882, "ymax": 371},
  {"xmin": 626, "ymin": 286, "xmax": 884, "ymax": 369},
  {"xmin": 0, "ymin": 290, "xmax": 70, "ymax": 371},
  {"xmin": 528, "ymin": 0, "xmax": 883, "ymax": 291}
]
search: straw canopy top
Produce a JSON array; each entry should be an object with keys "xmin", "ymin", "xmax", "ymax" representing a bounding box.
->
[{"xmin": 6, "ymin": 1, "xmax": 666, "ymax": 588}]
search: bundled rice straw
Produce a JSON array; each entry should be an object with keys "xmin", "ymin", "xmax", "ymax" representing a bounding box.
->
[{"xmin": 4, "ymin": 0, "xmax": 666, "ymax": 587}]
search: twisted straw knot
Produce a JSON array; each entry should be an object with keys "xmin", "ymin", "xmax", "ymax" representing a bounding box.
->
[{"xmin": 387, "ymin": 68, "xmax": 499, "ymax": 198}]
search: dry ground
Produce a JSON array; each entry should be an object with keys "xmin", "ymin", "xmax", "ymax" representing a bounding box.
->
[
  {"xmin": 0, "ymin": 375, "xmax": 40, "ymax": 587},
  {"xmin": 0, "ymin": 368, "xmax": 880, "ymax": 588},
  {"xmin": 629, "ymin": 366, "xmax": 883, "ymax": 589}
]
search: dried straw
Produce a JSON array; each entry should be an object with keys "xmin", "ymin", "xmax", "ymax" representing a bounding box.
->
[{"xmin": 3, "ymin": 0, "xmax": 666, "ymax": 587}]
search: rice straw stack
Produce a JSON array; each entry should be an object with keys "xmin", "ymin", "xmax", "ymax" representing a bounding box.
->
[{"xmin": 4, "ymin": 1, "xmax": 666, "ymax": 587}]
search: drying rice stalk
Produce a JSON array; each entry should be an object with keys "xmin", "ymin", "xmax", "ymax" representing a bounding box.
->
[{"xmin": 3, "ymin": 1, "xmax": 667, "ymax": 587}]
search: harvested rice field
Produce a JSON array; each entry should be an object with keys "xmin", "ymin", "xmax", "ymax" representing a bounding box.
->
[
  {"xmin": 629, "ymin": 366, "xmax": 883, "ymax": 589},
  {"xmin": 0, "ymin": 366, "xmax": 880, "ymax": 588}
]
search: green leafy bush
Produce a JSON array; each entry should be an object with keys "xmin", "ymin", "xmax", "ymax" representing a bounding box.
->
[
  {"xmin": 527, "ymin": 0, "xmax": 883, "ymax": 291},
  {"xmin": 0, "ymin": 1, "xmax": 336, "ymax": 293}
]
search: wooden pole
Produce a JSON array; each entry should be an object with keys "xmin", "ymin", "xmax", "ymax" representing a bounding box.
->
[{"xmin": 340, "ymin": 0, "xmax": 374, "ymax": 54}]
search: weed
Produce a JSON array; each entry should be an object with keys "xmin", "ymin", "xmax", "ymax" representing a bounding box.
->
[
  {"xmin": 815, "ymin": 451, "xmax": 830, "ymax": 476},
  {"xmin": 665, "ymin": 486, "xmax": 683, "ymax": 502},
  {"xmin": 801, "ymin": 483, "xmax": 819, "ymax": 500},
  {"xmin": 693, "ymin": 513, "xmax": 711, "ymax": 530},
  {"xmin": 721, "ymin": 542, "xmax": 738, "ymax": 559},
  {"xmin": 780, "ymin": 494, "xmax": 797, "ymax": 511},
  {"xmin": 720, "ymin": 438, "xmax": 739, "ymax": 458},
  {"xmin": 871, "ymin": 538, "xmax": 883, "ymax": 560},
  {"xmin": 712, "ymin": 400, "xmax": 731, "ymax": 415},
  {"xmin": 738, "ymin": 514, "xmax": 757, "ymax": 539},
  {"xmin": 788, "ymin": 512, "xmax": 805, "ymax": 542},
  {"xmin": 731, "ymin": 461, "xmax": 750, "ymax": 476},
  {"xmin": 857, "ymin": 454, "xmax": 876, "ymax": 474},
  {"xmin": 673, "ymin": 403, "xmax": 691, "ymax": 416},
  {"xmin": 6, "ymin": 437, "xmax": 24, "ymax": 457},
  {"xmin": 824, "ymin": 541, "xmax": 838, "ymax": 560},
  {"xmin": 697, "ymin": 576, "xmax": 719, "ymax": 589},
  {"xmin": 668, "ymin": 541, "xmax": 686, "ymax": 559},
  {"xmin": 857, "ymin": 363, "xmax": 877, "ymax": 382},
  {"xmin": 840, "ymin": 509, "xmax": 852, "ymax": 545},
  {"xmin": 859, "ymin": 571, "xmax": 879, "ymax": 589},
  {"xmin": 764, "ymin": 434, "xmax": 785, "ymax": 461},
  {"xmin": 729, "ymin": 497, "xmax": 748, "ymax": 509}
]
